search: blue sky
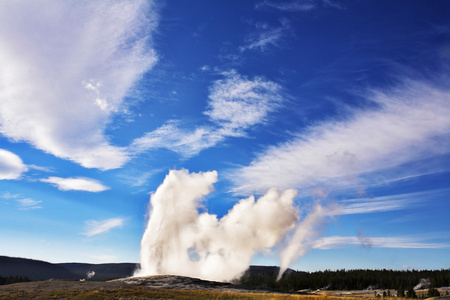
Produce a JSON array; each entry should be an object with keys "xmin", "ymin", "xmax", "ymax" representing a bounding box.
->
[{"xmin": 0, "ymin": 0, "xmax": 449, "ymax": 272}]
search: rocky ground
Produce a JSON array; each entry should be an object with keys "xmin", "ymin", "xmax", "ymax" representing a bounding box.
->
[
  {"xmin": 1, "ymin": 275, "xmax": 449, "ymax": 299},
  {"xmin": 111, "ymin": 274, "xmax": 274, "ymax": 293},
  {"xmin": 0, "ymin": 274, "xmax": 278, "ymax": 299}
]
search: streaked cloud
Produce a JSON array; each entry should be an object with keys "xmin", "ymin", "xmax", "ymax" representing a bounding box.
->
[
  {"xmin": 256, "ymin": 0, "xmax": 316, "ymax": 12},
  {"xmin": 130, "ymin": 121, "xmax": 222, "ymax": 158},
  {"xmin": 0, "ymin": 192, "xmax": 20, "ymax": 199},
  {"xmin": 0, "ymin": 0, "xmax": 158, "ymax": 170},
  {"xmin": 205, "ymin": 70, "xmax": 283, "ymax": 131},
  {"xmin": 0, "ymin": 149, "xmax": 28, "ymax": 180},
  {"xmin": 117, "ymin": 170, "xmax": 159, "ymax": 188},
  {"xmin": 82, "ymin": 218, "xmax": 124, "ymax": 237},
  {"xmin": 230, "ymin": 80, "xmax": 450, "ymax": 195},
  {"xmin": 240, "ymin": 25, "xmax": 287, "ymax": 52},
  {"xmin": 41, "ymin": 177, "xmax": 110, "ymax": 192},
  {"xmin": 16, "ymin": 198, "xmax": 42, "ymax": 210},
  {"xmin": 313, "ymin": 236, "xmax": 450, "ymax": 249},
  {"xmin": 333, "ymin": 189, "xmax": 447, "ymax": 215},
  {"xmin": 256, "ymin": 0, "xmax": 343, "ymax": 11},
  {"xmin": 131, "ymin": 71, "xmax": 283, "ymax": 157},
  {"xmin": 240, "ymin": 19, "xmax": 292, "ymax": 53}
]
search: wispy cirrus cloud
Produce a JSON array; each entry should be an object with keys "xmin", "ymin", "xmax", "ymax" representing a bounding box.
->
[
  {"xmin": 256, "ymin": 0, "xmax": 315, "ymax": 12},
  {"xmin": 1, "ymin": 192, "xmax": 42, "ymax": 210},
  {"xmin": 256, "ymin": 0, "xmax": 343, "ymax": 11},
  {"xmin": 0, "ymin": 1, "xmax": 158, "ymax": 170},
  {"xmin": 240, "ymin": 20, "xmax": 291, "ymax": 52},
  {"xmin": 130, "ymin": 70, "xmax": 283, "ymax": 157},
  {"xmin": 82, "ymin": 218, "xmax": 124, "ymax": 237},
  {"xmin": 0, "ymin": 192, "xmax": 20, "ymax": 199},
  {"xmin": 41, "ymin": 177, "xmax": 109, "ymax": 192},
  {"xmin": 117, "ymin": 170, "xmax": 160, "ymax": 188},
  {"xmin": 313, "ymin": 235, "xmax": 450, "ymax": 249},
  {"xmin": 230, "ymin": 79, "xmax": 450, "ymax": 195},
  {"xmin": 333, "ymin": 189, "xmax": 447, "ymax": 216},
  {"xmin": 130, "ymin": 121, "xmax": 222, "ymax": 158},
  {"xmin": 205, "ymin": 70, "xmax": 283, "ymax": 131},
  {"xmin": 0, "ymin": 149, "xmax": 28, "ymax": 180},
  {"xmin": 16, "ymin": 198, "xmax": 42, "ymax": 210}
]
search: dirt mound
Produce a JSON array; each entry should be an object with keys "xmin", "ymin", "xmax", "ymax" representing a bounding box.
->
[{"xmin": 111, "ymin": 274, "xmax": 271, "ymax": 293}]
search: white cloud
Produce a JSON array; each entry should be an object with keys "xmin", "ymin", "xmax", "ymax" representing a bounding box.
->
[
  {"xmin": 256, "ymin": 0, "xmax": 316, "ymax": 12},
  {"xmin": 0, "ymin": 149, "xmax": 28, "ymax": 180},
  {"xmin": 240, "ymin": 26, "xmax": 287, "ymax": 52},
  {"xmin": 1, "ymin": 192, "xmax": 20, "ymax": 199},
  {"xmin": 0, "ymin": 1, "xmax": 158, "ymax": 170},
  {"xmin": 117, "ymin": 170, "xmax": 159, "ymax": 188},
  {"xmin": 83, "ymin": 218, "xmax": 124, "ymax": 237},
  {"xmin": 312, "ymin": 236, "xmax": 450, "ymax": 249},
  {"xmin": 16, "ymin": 198, "xmax": 42, "ymax": 210},
  {"xmin": 240, "ymin": 18, "xmax": 293, "ymax": 53},
  {"xmin": 200, "ymin": 65, "xmax": 211, "ymax": 72},
  {"xmin": 332, "ymin": 189, "xmax": 446, "ymax": 215},
  {"xmin": 256, "ymin": 0, "xmax": 343, "ymax": 11},
  {"xmin": 131, "ymin": 71, "xmax": 283, "ymax": 157},
  {"xmin": 205, "ymin": 70, "xmax": 283, "ymax": 131},
  {"xmin": 130, "ymin": 121, "xmax": 222, "ymax": 158},
  {"xmin": 41, "ymin": 177, "xmax": 110, "ymax": 192},
  {"xmin": 230, "ymin": 80, "xmax": 450, "ymax": 195},
  {"xmin": 27, "ymin": 164, "xmax": 55, "ymax": 173}
]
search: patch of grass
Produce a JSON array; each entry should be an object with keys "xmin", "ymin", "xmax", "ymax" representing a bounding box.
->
[{"xmin": 0, "ymin": 287, "xmax": 377, "ymax": 299}]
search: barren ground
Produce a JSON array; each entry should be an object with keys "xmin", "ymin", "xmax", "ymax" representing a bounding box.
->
[
  {"xmin": 0, "ymin": 275, "xmax": 287, "ymax": 299},
  {"xmin": 1, "ymin": 275, "xmax": 449, "ymax": 299}
]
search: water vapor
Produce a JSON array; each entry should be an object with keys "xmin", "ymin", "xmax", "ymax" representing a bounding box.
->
[
  {"xmin": 278, "ymin": 204, "xmax": 329, "ymax": 280},
  {"xmin": 136, "ymin": 169, "xmax": 311, "ymax": 282},
  {"xmin": 414, "ymin": 278, "xmax": 430, "ymax": 290},
  {"xmin": 86, "ymin": 271, "xmax": 95, "ymax": 280}
]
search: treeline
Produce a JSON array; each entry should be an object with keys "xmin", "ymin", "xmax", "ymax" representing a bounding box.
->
[
  {"xmin": 238, "ymin": 269, "xmax": 450, "ymax": 292},
  {"xmin": 0, "ymin": 274, "xmax": 31, "ymax": 285}
]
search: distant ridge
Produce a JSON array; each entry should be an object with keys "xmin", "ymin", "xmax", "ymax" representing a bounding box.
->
[
  {"xmin": 0, "ymin": 256, "xmax": 77, "ymax": 281},
  {"xmin": 0, "ymin": 256, "xmax": 137, "ymax": 281},
  {"xmin": 59, "ymin": 262, "xmax": 139, "ymax": 281},
  {"xmin": 0, "ymin": 255, "xmax": 298, "ymax": 281}
]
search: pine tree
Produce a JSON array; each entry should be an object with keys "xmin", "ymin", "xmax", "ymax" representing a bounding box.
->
[
  {"xmin": 427, "ymin": 288, "xmax": 440, "ymax": 297},
  {"xmin": 397, "ymin": 286, "xmax": 405, "ymax": 298},
  {"xmin": 406, "ymin": 287, "xmax": 417, "ymax": 298}
]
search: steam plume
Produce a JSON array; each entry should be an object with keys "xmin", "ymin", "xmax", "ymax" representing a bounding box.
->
[
  {"xmin": 278, "ymin": 204, "xmax": 328, "ymax": 280},
  {"xmin": 86, "ymin": 271, "xmax": 95, "ymax": 279},
  {"xmin": 414, "ymin": 278, "xmax": 430, "ymax": 290},
  {"xmin": 136, "ymin": 169, "xmax": 304, "ymax": 282}
]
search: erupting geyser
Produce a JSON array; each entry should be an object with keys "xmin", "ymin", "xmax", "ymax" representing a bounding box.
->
[{"xmin": 135, "ymin": 169, "xmax": 328, "ymax": 282}]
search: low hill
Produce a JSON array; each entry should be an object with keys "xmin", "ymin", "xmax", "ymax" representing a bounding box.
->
[
  {"xmin": 0, "ymin": 256, "xmax": 137, "ymax": 281},
  {"xmin": 0, "ymin": 256, "xmax": 77, "ymax": 281},
  {"xmin": 59, "ymin": 262, "xmax": 139, "ymax": 281}
]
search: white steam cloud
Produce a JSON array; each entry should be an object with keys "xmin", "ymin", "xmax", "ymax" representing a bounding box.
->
[
  {"xmin": 135, "ymin": 169, "xmax": 321, "ymax": 282},
  {"xmin": 414, "ymin": 278, "xmax": 431, "ymax": 290},
  {"xmin": 86, "ymin": 271, "xmax": 95, "ymax": 279},
  {"xmin": 278, "ymin": 204, "xmax": 329, "ymax": 280}
]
